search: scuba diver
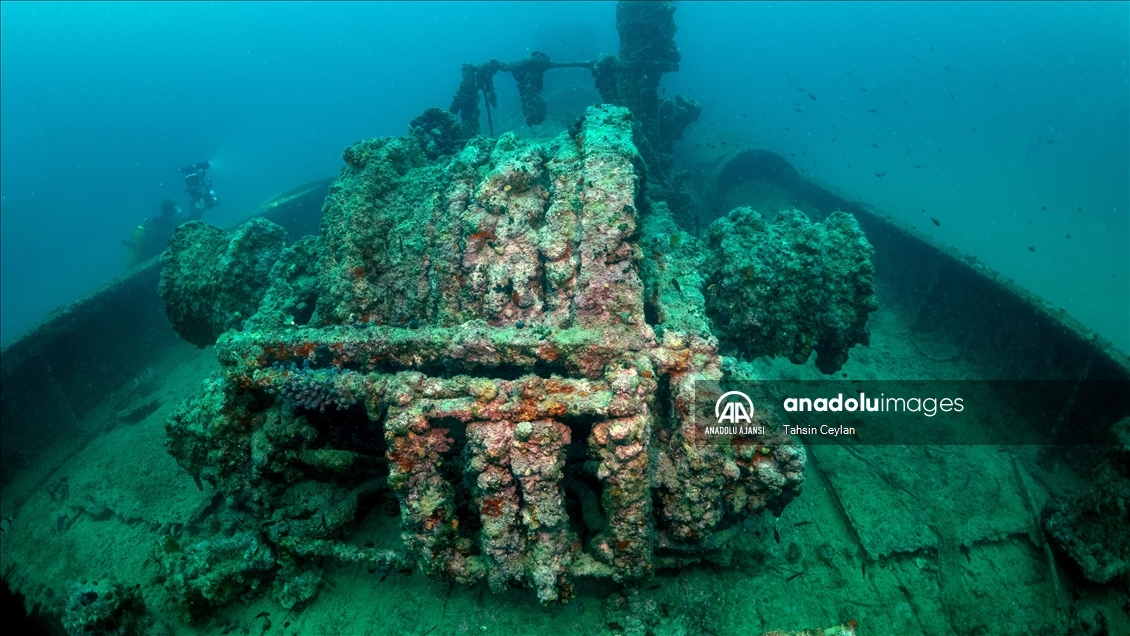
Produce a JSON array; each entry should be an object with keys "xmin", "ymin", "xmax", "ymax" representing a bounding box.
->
[
  {"xmin": 180, "ymin": 161, "xmax": 220, "ymax": 215},
  {"xmin": 122, "ymin": 162, "xmax": 220, "ymax": 268}
]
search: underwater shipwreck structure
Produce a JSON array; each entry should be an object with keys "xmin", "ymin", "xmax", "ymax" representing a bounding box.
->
[
  {"xmin": 153, "ymin": 99, "xmax": 879, "ymax": 607},
  {"xmin": 149, "ymin": 1, "xmax": 880, "ymax": 607},
  {"xmin": 1, "ymin": 2, "xmax": 1128, "ymax": 635}
]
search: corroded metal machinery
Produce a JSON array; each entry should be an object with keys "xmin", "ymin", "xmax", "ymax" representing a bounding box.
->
[{"xmin": 161, "ymin": 106, "xmax": 807, "ymax": 606}]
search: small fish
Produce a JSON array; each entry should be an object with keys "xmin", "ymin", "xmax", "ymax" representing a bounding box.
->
[
  {"xmin": 798, "ymin": 87, "xmax": 806, "ymax": 92},
  {"xmin": 915, "ymin": 165, "xmax": 922, "ymax": 168},
  {"xmin": 774, "ymin": 526, "xmax": 781, "ymax": 543},
  {"xmin": 784, "ymin": 127, "xmax": 791, "ymax": 131},
  {"xmin": 950, "ymin": 93, "xmax": 955, "ymax": 99},
  {"xmin": 1027, "ymin": 246, "xmax": 1036, "ymax": 252},
  {"xmin": 875, "ymin": 173, "xmax": 886, "ymax": 178},
  {"xmin": 254, "ymin": 612, "xmax": 271, "ymax": 620},
  {"xmin": 1077, "ymin": 206, "xmax": 1082, "ymax": 212},
  {"xmin": 930, "ymin": 45, "xmax": 935, "ymax": 52},
  {"xmin": 1065, "ymin": 234, "xmax": 1071, "ymax": 239},
  {"xmin": 671, "ymin": 278, "xmax": 682, "ymax": 294},
  {"xmin": 971, "ymin": 126, "xmax": 977, "ymax": 131},
  {"xmin": 0, "ymin": 515, "xmax": 12, "ymax": 538},
  {"xmin": 921, "ymin": 209, "xmax": 926, "ymax": 213},
  {"xmin": 859, "ymin": 87, "xmax": 867, "ymax": 92},
  {"xmin": 869, "ymin": 109, "xmax": 878, "ymax": 113},
  {"xmin": 742, "ymin": 113, "xmax": 748, "ymax": 117},
  {"xmin": 1047, "ymin": 139, "xmax": 1054, "ymax": 144},
  {"xmin": 56, "ymin": 514, "xmax": 67, "ymax": 533},
  {"xmin": 931, "ymin": 218, "xmax": 941, "ymax": 226},
  {"xmin": 944, "ymin": 66, "xmax": 951, "ymax": 71},
  {"xmin": 870, "ymin": 143, "xmax": 879, "ymax": 148},
  {"xmin": 786, "ymin": 569, "xmax": 806, "ymax": 582},
  {"xmin": 795, "ymin": 109, "xmax": 803, "ymax": 113},
  {"xmin": 793, "ymin": 520, "xmax": 814, "ymax": 527},
  {"xmin": 1041, "ymin": 206, "xmax": 1047, "ymax": 210},
  {"xmin": 694, "ymin": 143, "xmax": 701, "ymax": 147},
  {"xmin": 808, "ymin": 94, "xmax": 817, "ymax": 101},
  {"xmin": 720, "ymin": 141, "xmax": 727, "ymax": 145}
]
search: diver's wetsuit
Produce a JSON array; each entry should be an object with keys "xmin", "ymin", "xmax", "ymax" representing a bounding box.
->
[
  {"xmin": 123, "ymin": 204, "xmax": 202, "ymax": 268},
  {"xmin": 124, "ymin": 162, "xmax": 218, "ymax": 268}
]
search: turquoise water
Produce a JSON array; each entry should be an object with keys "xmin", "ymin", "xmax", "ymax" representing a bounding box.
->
[
  {"xmin": 1, "ymin": 1, "xmax": 1126, "ymax": 350},
  {"xmin": 1, "ymin": 3, "xmax": 1128, "ymax": 635}
]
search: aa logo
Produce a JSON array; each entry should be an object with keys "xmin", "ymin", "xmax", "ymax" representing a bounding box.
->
[{"xmin": 715, "ymin": 391, "xmax": 754, "ymax": 424}]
